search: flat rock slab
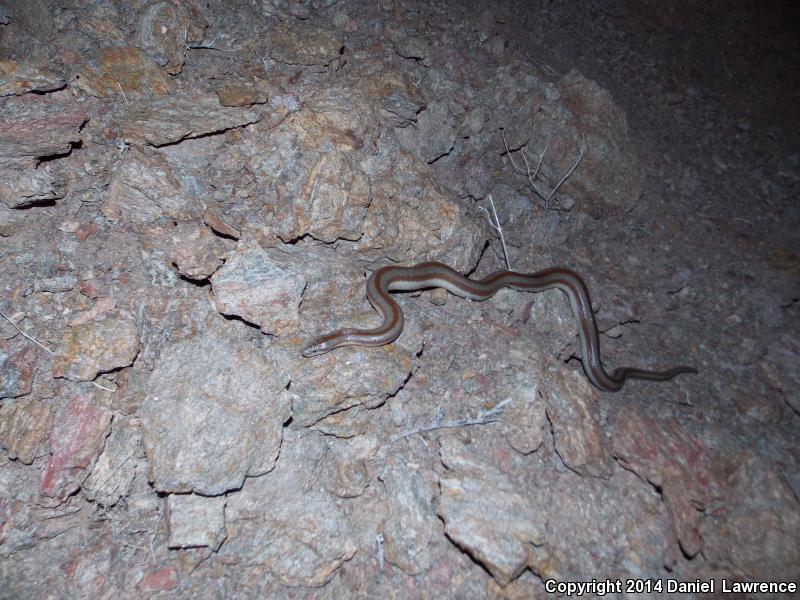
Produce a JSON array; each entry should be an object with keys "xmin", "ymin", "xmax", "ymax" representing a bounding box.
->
[
  {"xmin": 81, "ymin": 419, "xmax": 141, "ymax": 507},
  {"xmin": 0, "ymin": 58, "xmax": 65, "ymax": 96},
  {"xmin": 0, "ymin": 90, "xmax": 87, "ymax": 159},
  {"xmin": 122, "ymin": 93, "xmax": 260, "ymax": 146},
  {"xmin": 140, "ymin": 334, "xmax": 291, "ymax": 495},
  {"xmin": 544, "ymin": 368, "xmax": 613, "ymax": 478}
]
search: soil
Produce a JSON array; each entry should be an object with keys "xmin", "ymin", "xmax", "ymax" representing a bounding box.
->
[{"xmin": 1, "ymin": 1, "xmax": 798, "ymax": 598}]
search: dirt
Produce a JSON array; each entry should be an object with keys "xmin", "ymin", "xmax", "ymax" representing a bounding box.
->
[{"xmin": 1, "ymin": 0, "xmax": 799, "ymax": 598}]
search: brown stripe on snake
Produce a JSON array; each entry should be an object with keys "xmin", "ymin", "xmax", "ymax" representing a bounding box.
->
[{"xmin": 301, "ymin": 262, "xmax": 697, "ymax": 392}]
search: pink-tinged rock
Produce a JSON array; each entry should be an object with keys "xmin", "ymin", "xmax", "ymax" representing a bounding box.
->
[
  {"xmin": 138, "ymin": 565, "xmax": 179, "ymax": 593},
  {"xmin": 0, "ymin": 91, "xmax": 88, "ymax": 159},
  {"xmin": 40, "ymin": 395, "xmax": 112, "ymax": 498},
  {"xmin": 610, "ymin": 409, "xmax": 723, "ymax": 557},
  {"xmin": 211, "ymin": 247, "xmax": 305, "ymax": 334}
]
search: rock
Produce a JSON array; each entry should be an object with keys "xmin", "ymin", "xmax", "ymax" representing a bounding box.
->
[
  {"xmin": 379, "ymin": 452, "xmax": 439, "ymax": 575},
  {"xmin": 269, "ymin": 22, "xmax": 344, "ymax": 67},
  {"xmin": 437, "ymin": 437, "xmax": 545, "ymax": 586},
  {"xmin": 217, "ymin": 82, "xmax": 271, "ymax": 108},
  {"xmin": 138, "ymin": 565, "xmax": 179, "ymax": 593},
  {"xmin": 102, "ymin": 146, "xmax": 203, "ymax": 227},
  {"xmin": 275, "ymin": 149, "xmax": 371, "ymax": 243},
  {"xmin": 610, "ymin": 409, "xmax": 724, "ymax": 557},
  {"xmin": 393, "ymin": 35, "xmax": 427, "ymax": 62},
  {"xmin": 380, "ymin": 92, "xmax": 423, "ymax": 127},
  {"xmin": 353, "ymin": 150, "xmax": 487, "ymax": 270},
  {"xmin": 0, "ymin": 339, "xmax": 37, "ymax": 399},
  {"xmin": 211, "ymin": 246, "xmax": 306, "ymax": 333},
  {"xmin": 202, "ymin": 207, "xmax": 241, "ymax": 240},
  {"xmin": 223, "ymin": 429, "xmax": 356, "ymax": 587},
  {"xmin": 139, "ymin": 334, "xmax": 290, "ymax": 495},
  {"xmin": 525, "ymin": 467, "xmax": 675, "ymax": 581},
  {"xmin": 701, "ymin": 453, "xmax": 800, "ymax": 581},
  {"xmin": 0, "ymin": 203, "xmax": 24, "ymax": 236},
  {"xmin": 498, "ymin": 344, "xmax": 549, "ymax": 455},
  {"xmin": 543, "ymin": 70, "xmax": 644, "ymax": 212},
  {"xmin": 761, "ymin": 334, "xmax": 800, "ymax": 415},
  {"xmin": 81, "ymin": 419, "xmax": 140, "ymax": 506},
  {"xmin": 137, "ymin": 1, "xmax": 208, "ymax": 75},
  {"xmin": 167, "ymin": 223, "xmax": 228, "ymax": 281},
  {"xmin": 320, "ymin": 435, "xmax": 378, "ymax": 498},
  {"xmin": 0, "ymin": 397, "xmax": 51, "ymax": 464},
  {"xmin": 0, "ymin": 167, "xmax": 65, "ymax": 208},
  {"xmin": 40, "ymin": 395, "xmax": 113, "ymax": 498},
  {"xmin": 121, "ymin": 93, "xmax": 260, "ymax": 146},
  {"xmin": 0, "ymin": 91, "xmax": 87, "ymax": 160},
  {"xmin": 73, "ymin": 46, "xmax": 173, "ymax": 99},
  {"xmin": 259, "ymin": 109, "xmax": 372, "ymax": 243},
  {"xmin": 396, "ymin": 100, "xmax": 455, "ymax": 163},
  {"xmin": 0, "ymin": 58, "xmax": 65, "ymax": 97},
  {"xmin": 33, "ymin": 274, "xmax": 78, "ymax": 294},
  {"xmin": 52, "ymin": 312, "xmax": 140, "ymax": 382},
  {"xmin": 167, "ymin": 494, "xmax": 226, "ymax": 550},
  {"xmin": 544, "ymin": 368, "xmax": 613, "ymax": 478}
]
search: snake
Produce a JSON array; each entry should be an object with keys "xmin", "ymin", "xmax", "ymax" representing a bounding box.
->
[{"xmin": 301, "ymin": 262, "xmax": 697, "ymax": 392}]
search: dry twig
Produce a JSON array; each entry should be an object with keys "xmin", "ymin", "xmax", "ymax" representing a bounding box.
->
[
  {"xmin": 0, "ymin": 308, "xmax": 54, "ymax": 354},
  {"xmin": 375, "ymin": 533, "xmax": 385, "ymax": 583},
  {"xmin": 545, "ymin": 135, "xmax": 585, "ymax": 209},
  {"xmin": 478, "ymin": 194, "xmax": 511, "ymax": 270},
  {"xmin": 391, "ymin": 398, "xmax": 512, "ymax": 441}
]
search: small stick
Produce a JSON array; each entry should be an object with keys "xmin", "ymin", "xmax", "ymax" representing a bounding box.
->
[
  {"xmin": 253, "ymin": 47, "xmax": 272, "ymax": 71},
  {"xmin": 546, "ymin": 135, "xmax": 585, "ymax": 209},
  {"xmin": 520, "ymin": 143, "xmax": 548, "ymax": 189},
  {"xmin": 478, "ymin": 194, "xmax": 511, "ymax": 270},
  {"xmin": 0, "ymin": 308, "xmax": 54, "ymax": 354},
  {"xmin": 391, "ymin": 399, "xmax": 512, "ymax": 441},
  {"xmin": 116, "ymin": 81, "xmax": 128, "ymax": 103},
  {"xmin": 92, "ymin": 380, "xmax": 115, "ymax": 393},
  {"xmin": 501, "ymin": 128, "xmax": 523, "ymax": 173},
  {"xmin": 375, "ymin": 533, "xmax": 385, "ymax": 583}
]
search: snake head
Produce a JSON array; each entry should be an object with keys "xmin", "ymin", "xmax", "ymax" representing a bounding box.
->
[{"xmin": 300, "ymin": 336, "xmax": 335, "ymax": 357}]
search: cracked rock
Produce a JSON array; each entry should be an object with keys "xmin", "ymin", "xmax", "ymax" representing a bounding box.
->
[
  {"xmin": 437, "ymin": 436, "xmax": 545, "ymax": 587},
  {"xmin": 140, "ymin": 334, "xmax": 291, "ymax": 495},
  {"xmin": 52, "ymin": 312, "xmax": 140, "ymax": 382}
]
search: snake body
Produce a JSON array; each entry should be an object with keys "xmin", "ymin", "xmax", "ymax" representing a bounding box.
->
[{"xmin": 301, "ymin": 262, "xmax": 696, "ymax": 392}]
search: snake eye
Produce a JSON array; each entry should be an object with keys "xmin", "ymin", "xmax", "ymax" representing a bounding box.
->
[{"xmin": 301, "ymin": 339, "xmax": 330, "ymax": 357}]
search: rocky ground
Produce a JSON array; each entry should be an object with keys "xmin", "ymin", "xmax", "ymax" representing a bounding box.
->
[{"xmin": 1, "ymin": 0, "xmax": 798, "ymax": 598}]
